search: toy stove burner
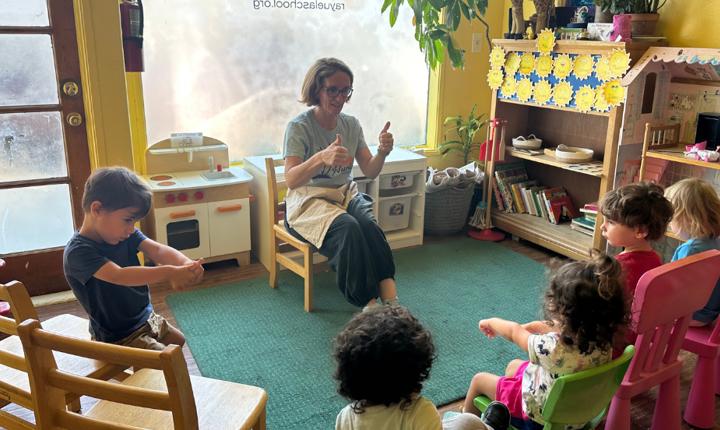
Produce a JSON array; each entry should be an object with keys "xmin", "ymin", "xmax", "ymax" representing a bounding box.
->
[
  {"xmin": 157, "ymin": 181, "xmax": 176, "ymax": 187},
  {"xmin": 150, "ymin": 174, "xmax": 173, "ymax": 181}
]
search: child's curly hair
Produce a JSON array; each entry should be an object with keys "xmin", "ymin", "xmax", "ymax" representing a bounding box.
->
[
  {"xmin": 544, "ymin": 252, "xmax": 629, "ymax": 354},
  {"xmin": 332, "ymin": 305, "xmax": 436, "ymax": 413},
  {"xmin": 600, "ymin": 182, "xmax": 673, "ymax": 241}
]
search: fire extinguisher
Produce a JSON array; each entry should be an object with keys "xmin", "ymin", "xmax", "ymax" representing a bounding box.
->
[{"xmin": 120, "ymin": 0, "xmax": 144, "ymax": 72}]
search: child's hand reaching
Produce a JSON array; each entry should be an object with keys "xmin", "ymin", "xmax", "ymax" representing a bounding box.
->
[
  {"xmin": 188, "ymin": 259, "xmax": 204, "ymax": 283},
  {"xmin": 169, "ymin": 261, "xmax": 203, "ymax": 290},
  {"xmin": 479, "ymin": 319, "xmax": 497, "ymax": 338}
]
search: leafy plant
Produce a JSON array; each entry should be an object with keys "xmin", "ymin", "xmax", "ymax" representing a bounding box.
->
[
  {"xmin": 594, "ymin": 0, "xmax": 666, "ymax": 13},
  {"xmin": 439, "ymin": 104, "xmax": 487, "ymax": 165},
  {"xmin": 381, "ymin": 0, "xmax": 489, "ymax": 70}
]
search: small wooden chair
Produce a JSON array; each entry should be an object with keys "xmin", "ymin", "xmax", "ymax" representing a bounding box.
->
[
  {"xmin": 265, "ymin": 157, "xmax": 315, "ymax": 312},
  {"xmin": 0, "ymin": 281, "xmax": 131, "ymax": 430},
  {"xmin": 18, "ymin": 318, "xmax": 268, "ymax": 430}
]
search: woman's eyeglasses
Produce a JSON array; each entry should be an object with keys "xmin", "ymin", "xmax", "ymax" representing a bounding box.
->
[{"xmin": 322, "ymin": 86, "xmax": 353, "ymax": 98}]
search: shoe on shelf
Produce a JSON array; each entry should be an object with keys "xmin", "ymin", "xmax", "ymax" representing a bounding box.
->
[{"xmin": 481, "ymin": 400, "xmax": 511, "ymax": 430}]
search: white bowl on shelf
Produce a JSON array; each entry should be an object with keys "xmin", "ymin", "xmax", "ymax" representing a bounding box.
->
[
  {"xmin": 554, "ymin": 145, "xmax": 594, "ymax": 163},
  {"xmin": 512, "ymin": 134, "xmax": 543, "ymax": 149}
]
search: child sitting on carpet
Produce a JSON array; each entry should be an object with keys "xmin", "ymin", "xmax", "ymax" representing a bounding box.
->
[
  {"xmin": 64, "ymin": 167, "xmax": 204, "ymax": 351},
  {"xmin": 665, "ymin": 177, "xmax": 720, "ymax": 326},
  {"xmin": 462, "ymin": 252, "xmax": 628, "ymax": 430},
  {"xmin": 599, "ymin": 182, "xmax": 674, "ymax": 300},
  {"xmin": 333, "ymin": 305, "xmax": 510, "ymax": 430}
]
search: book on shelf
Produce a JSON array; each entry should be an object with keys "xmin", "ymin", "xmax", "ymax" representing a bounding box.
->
[
  {"xmin": 494, "ymin": 161, "xmax": 528, "ymax": 213},
  {"xmin": 570, "ymin": 223, "xmax": 595, "ymax": 236},
  {"xmin": 571, "ymin": 216, "xmax": 595, "ymax": 231},
  {"xmin": 541, "ymin": 188, "xmax": 579, "ymax": 224},
  {"xmin": 580, "ymin": 202, "xmax": 598, "ymax": 215},
  {"xmin": 513, "ymin": 180, "xmax": 538, "ymax": 214},
  {"xmin": 492, "ymin": 180, "xmax": 505, "ymax": 211}
]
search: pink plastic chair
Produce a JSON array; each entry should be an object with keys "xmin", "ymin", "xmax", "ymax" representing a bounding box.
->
[
  {"xmin": 682, "ymin": 305, "xmax": 720, "ymax": 428},
  {"xmin": 605, "ymin": 249, "xmax": 720, "ymax": 430}
]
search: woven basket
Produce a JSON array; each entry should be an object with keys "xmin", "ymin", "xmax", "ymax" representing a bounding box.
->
[{"xmin": 424, "ymin": 183, "xmax": 476, "ymax": 235}]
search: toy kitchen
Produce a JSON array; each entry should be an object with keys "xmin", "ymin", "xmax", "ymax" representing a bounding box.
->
[{"xmin": 140, "ymin": 134, "xmax": 252, "ymax": 265}]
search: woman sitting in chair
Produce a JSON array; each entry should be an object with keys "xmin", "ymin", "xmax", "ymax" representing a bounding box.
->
[{"xmin": 283, "ymin": 57, "xmax": 398, "ymax": 310}]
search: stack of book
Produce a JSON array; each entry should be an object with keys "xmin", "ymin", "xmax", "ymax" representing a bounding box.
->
[
  {"xmin": 493, "ymin": 161, "xmax": 579, "ymax": 224},
  {"xmin": 571, "ymin": 203, "xmax": 598, "ymax": 236}
]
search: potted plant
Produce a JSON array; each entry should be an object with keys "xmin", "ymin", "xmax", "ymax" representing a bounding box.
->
[
  {"xmin": 594, "ymin": 0, "xmax": 665, "ymax": 35},
  {"xmin": 439, "ymin": 104, "xmax": 487, "ymax": 166},
  {"xmin": 381, "ymin": 0, "xmax": 489, "ymax": 70}
]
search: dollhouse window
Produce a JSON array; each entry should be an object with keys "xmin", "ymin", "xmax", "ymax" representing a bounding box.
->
[
  {"xmin": 641, "ymin": 72, "xmax": 657, "ymax": 114},
  {"xmin": 141, "ymin": 2, "xmax": 429, "ymax": 161}
]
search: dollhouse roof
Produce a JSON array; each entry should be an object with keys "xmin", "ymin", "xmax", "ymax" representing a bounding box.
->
[{"xmin": 621, "ymin": 47, "xmax": 720, "ymax": 86}]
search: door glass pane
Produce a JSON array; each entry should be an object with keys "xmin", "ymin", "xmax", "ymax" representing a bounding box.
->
[
  {"xmin": 0, "ymin": 0, "xmax": 49, "ymax": 27},
  {"xmin": 0, "ymin": 184, "xmax": 74, "ymax": 254},
  {"xmin": 0, "ymin": 35, "xmax": 58, "ymax": 106},
  {"xmin": 0, "ymin": 112, "xmax": 67, "ymax": 182}
]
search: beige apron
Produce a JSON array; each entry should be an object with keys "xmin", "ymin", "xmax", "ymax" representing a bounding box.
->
[{"xmin": 285, "ymin": 181, "xmax": 359, "ymax": 249}]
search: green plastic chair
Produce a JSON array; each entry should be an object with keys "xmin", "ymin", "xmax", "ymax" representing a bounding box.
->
[{"xmin": 473, "ymin": 345, "xmax": 635, "ymax": 430}]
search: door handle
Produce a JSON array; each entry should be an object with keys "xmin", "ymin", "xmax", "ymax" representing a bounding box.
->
[
  {"xmin": 169, "ymin": 210, "xmax": 196, "ymax": 219},
  {"xmin": 216, "ymin": 204, "xmax": 242, "ymax": 213}
]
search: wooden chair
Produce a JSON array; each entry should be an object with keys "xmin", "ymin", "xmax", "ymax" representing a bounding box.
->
[
  {"xmin": 18, "ymin": 318, "xmax": 268, "ymax": 430},
  {"xmin": 265, "ymin": 157, "xmax": 315, "ymax": 312},
  {"xmin": 605, "ymin": 249, "xmax": 720, "ymax": 430},
  {"xmin": 0, "ymin": 280, "xmax": 129, "ymax": 430}
]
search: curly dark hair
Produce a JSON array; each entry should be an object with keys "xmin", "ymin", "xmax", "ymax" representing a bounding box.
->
[
  {"xmin": 544, "ymin": 252, "xmax": 629, "ymax": 354},
  {"xmin": 600, "ymin": 182, "xmax": 673, "ymax": 241},
  {"xmin": 332, "ymin": 305, "xmax": 436, "ymax": 413}
]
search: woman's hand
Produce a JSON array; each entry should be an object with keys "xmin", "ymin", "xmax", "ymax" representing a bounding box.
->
[
  {"xmin": 320, "ymin": 134, "xmax": 349, "ymax": 166},
  {"xmin": 378, "ymin": 121, "xmax": 393, "ymax": 156}
]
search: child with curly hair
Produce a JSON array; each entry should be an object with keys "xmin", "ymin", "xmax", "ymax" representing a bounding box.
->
[
  {"xmin": 462, "ymin": 253, "xmax": 629, "ymax": 430},
  {"xmin": 665, "ymin": 177, "xmax": 720, "ymax": 326},
  {"xmin": 333, "ymin": 305, "xmax": 510, "ymax": 430},
  {"xmin": 599, "ymin": 182, "xmax": 674, "ymax": 299}
]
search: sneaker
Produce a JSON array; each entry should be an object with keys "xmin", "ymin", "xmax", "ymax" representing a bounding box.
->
[{"xmin": 480, "ymin": 401, "xmax": 511, "ymax": 430}]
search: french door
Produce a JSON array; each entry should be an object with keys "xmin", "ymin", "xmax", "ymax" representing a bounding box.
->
[{"xmin": 0, "ymin": 0, "xmax": 92, "ymax": 295}]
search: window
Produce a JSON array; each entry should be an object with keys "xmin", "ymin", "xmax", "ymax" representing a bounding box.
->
[
  {"xmin": 142, "ymin": 1, "xmax": 429, "ymax": 161},
  {"xmin": 641, "ymin": 72, "xmax": 657, "ymax": 114}
]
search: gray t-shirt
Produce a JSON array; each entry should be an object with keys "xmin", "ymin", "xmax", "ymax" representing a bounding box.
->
[{"xmin": 283, "ymin": 109, "xmax": 367, "ymax": 187}]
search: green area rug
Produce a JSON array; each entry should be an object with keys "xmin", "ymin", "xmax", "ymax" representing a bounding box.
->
[{"xmin": 167, "ymin": 238, "xmax": 547, "ymax": 429}]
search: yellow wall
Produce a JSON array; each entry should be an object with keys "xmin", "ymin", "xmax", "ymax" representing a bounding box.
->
[
  {"xmin": 426, "ymin": 1, "xmax": 505, "ymax": 169},
  {"xmin": 658, "ymin": 0, "xmax": 720, "ymax": 48},
  {"xmin": 74, "ymin": 0, "xmax": 135, "ymax": 169}
]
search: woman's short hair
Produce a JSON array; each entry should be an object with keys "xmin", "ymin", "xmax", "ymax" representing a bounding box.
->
[
  {"xmin": 333, "ymin": 305, "xmax": 435, "ymax": 413},
  {"xmin": 665, "ymin": 177, "xmax": 720, "ymax": 238},
  {"xmin": 299, "ymin": 58, "xmax": 354, "ymax": 107}
]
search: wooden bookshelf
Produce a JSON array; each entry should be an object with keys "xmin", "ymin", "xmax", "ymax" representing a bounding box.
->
[
  {"xmin": 645, "ymin": 145, "xmax": 720, "ymax": 171},
  {"xmin": 506, "ymin": 149, "xmax": 605, "ymax": 177},
  {"xmin": 492, "ymin": 211, "xmax": 593, "ymax": 260}
]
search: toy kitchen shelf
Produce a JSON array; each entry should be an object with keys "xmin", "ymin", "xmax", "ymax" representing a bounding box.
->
[
  {"xmin": 140, "ymin": 136, "xmax": 253, "ymax": 266},
  {"xmin": 486, "ymin": 39, "xmax": 645, "ymax": 261},
  {"xmin": 244, "ymin": 147, "xmax": 426, "ymax": 272}
]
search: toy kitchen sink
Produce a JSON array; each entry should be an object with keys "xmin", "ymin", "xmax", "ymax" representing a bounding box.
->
[{"xmin": 140, "ymin": 136, "xmax": 252, "ymax": 266}]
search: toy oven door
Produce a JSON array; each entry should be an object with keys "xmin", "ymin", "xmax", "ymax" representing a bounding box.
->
[{"xmin": 153, "ymin": 203, "xmax": 210, "ymax": 260}]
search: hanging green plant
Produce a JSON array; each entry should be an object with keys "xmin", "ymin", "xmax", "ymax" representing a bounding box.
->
[
  {"xmin": 439, "ymin": 104, "xmax": 488, "ymax": 165},
  {"xmin": 381, "ymin": 0, "xmax": 489, "ymax": 70}
]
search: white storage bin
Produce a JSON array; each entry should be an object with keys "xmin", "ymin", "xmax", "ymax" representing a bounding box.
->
[
  {"xmin": 355, "ymin": 179, "xmax": 370, "ymax": 195},
  {"xmin": 379, "ymin": 195, "xmax": 413, "ymax": 232},
  {"xmin": 379, "ymin": 172, "xmax": 414, "ymax": 190}
]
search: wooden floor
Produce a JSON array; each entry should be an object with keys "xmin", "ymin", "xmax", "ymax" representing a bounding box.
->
[{"xmin": 2, "ymin": 235, "xmax": 717, "ymax": 429}]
